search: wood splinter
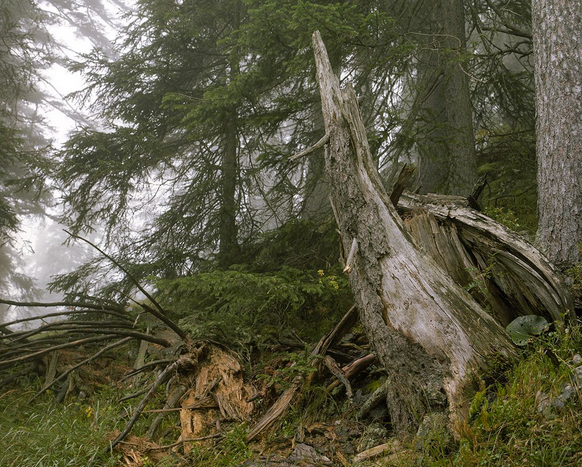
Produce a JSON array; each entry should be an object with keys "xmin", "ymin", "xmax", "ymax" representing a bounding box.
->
[{"xmin": 343, "ymin": 238, "xmax": 358, "ymax": 273}]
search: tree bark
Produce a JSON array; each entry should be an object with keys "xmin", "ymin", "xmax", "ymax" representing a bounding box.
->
[
  {"xmin": 218, "ymin": 106, "xmax": 240, "ymax": 266},
  {"xmin": 312, "ymin": 31, "xmax": 516, "ymax": 434},
  {"xmin": 415, "ymin": 0, "xmax": 477, "ymax": 196},
  {"xmin": 217, "ymin": 1, "xmax": 242, "ymax": 267},
  {"xmin": 533, "ymin": 0, "xmax": 582, "ymax": 267}
]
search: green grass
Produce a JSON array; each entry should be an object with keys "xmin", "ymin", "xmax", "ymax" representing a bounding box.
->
[
  {"xmin": 0, "ymin": 383, "xmax": 122, "ymax": 466},
  {"xmin": 2, "ymin": 323, "xmax": 582, "ymax": 467},
  {"xmin": 410, "ymin": 324, "xmax": 582, "ymax": 467}
]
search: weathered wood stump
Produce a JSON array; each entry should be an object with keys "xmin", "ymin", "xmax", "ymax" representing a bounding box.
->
[
  {"xmin": 311, "ymin": 30, "xmax": 571, "ymax": 435},
  {"xmin": 398, "ymin": 192, "xmax": 572, "ymax": 327}
]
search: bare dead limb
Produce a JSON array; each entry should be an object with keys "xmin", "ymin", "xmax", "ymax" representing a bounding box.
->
[
  {"xmin": 0, "ymin": 309, "xmax": 133, "ymax": 329},
  {"xmin": 0, "ymin": 335, "xmax": 120, "ymax": 370},
  {"xmin": 2, "ymin": 321, "xmax": 134, "ymax": 343},
  {"xmin": 64, "ymin": 231, "xmax": 188, "ymax": 340},
  {"xmin": 246, "ymin": 376, "xmax": 302, "ymax": 442},
  {"xmin": 104, "ymin": 360, "xmax": 180, "ymax": 454},
  {"xmin": 0, "ymin": 297, "xmax": 126, "ymax": 312},
  {"xmin": 247, "ymin": 305, "xmax": 358, "ymax": 441},
  {"xmin": 389, "ymin": 164, "xmax": 416, "ymax": 207},
  {"xmin": 312, "ymin": 305, "xmax": 358, "ymax": 355},
  {"xmin": 327, "ymin": 353, "xmax": 376, "ymax": 392},
  {"xmin": 289, "ymin": 133, "xmax": 330, "ymax": 161},
  {"xmin": 323, "ymin": 355, "xmax": 353, "ymax": 399}
]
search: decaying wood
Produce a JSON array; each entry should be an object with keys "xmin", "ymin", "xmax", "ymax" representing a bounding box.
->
[
  {"xmin": 352, "ymin": 442, "xmax": 395, "ymax": 463},
  {"xmin": 246, "ymin": 376, "xmax": 302, "ymax": 442},
  {"xmin": 390, "ymin": 164, "xmax": 416, "ymax": 207},
  {"xmin": 312, "ymin": 305, "xmax": 358, "ymax": 356},
  {"xmin": 179, "ymin": 345, "xmax": 253, "ymax": 452},
  {"xmin": 323, "ymin": 355, "xmax": 353, "ymax": 399},
  {"xmin": 327, "ymin": 353, "xmax": 376, "ymax": 393},
  {"xmin": 247, "ymin": 304, "xmax": 359, "ymax": 441},
  {"xmin": 312, "ymin": 30, "xmax": 520, "ymax": 434},
  {"xmin": 357, "ymin": 379, "xmax": 387, "ymax": 419},
  {"xmin": 398, "ymin": 192, "xmax": 573, "ymax": 325}
]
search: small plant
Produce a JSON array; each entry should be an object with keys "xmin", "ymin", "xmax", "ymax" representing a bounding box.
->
[
  {"xmin": 506, "ymin": 315, "xmax": 550, "ymax": 346},
  {"xmin": 483, "ymin": 206, "xmax": 522, "ymax": 232},
  {"xmin": 412, "ymin": 323, "xmax": 582, "ymax": 467}
]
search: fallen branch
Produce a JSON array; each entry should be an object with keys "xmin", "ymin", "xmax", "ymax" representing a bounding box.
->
[
  {"xmin": 65, "ymin": 231, "xmax": 188, "ymax": 340},
  {"xmin": 0, "ymin": 334, "xmax": 121, "ymax": 370},
  {"xmin": 247, "ymin": 305, "xmax": 358, "ymax": 441},
  {"xmin": 103, "ymin": 359, "xmax": 181, "ymax": 455}
]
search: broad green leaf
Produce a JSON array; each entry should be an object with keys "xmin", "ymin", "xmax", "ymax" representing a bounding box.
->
[{"xmin": 506, "ymin": 315, "xmax": 549, "ymax": 346}]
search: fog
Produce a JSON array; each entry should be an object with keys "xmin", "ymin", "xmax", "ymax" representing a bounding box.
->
[{"xmin": 0, "ymin": 0, "xmax": 131, "ymax": 326}]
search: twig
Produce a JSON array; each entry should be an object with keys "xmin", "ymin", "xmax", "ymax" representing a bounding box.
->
[
  {"xmin": 289, "ymin": 133, "xmax": 330, "ymax": 161},
  {"xmin": 103, "ymin": 360, "xmax": 180, "ymax": 454}
]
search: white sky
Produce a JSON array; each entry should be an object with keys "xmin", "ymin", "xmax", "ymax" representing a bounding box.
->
[{"xmin": 7, "ymin": 1, "xmax": 131, "ymax": 322}]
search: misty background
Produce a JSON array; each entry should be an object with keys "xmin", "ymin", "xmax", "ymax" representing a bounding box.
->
[{"xmin": 1, "ymin": 0, "xmax": 132, "ymax": 324}]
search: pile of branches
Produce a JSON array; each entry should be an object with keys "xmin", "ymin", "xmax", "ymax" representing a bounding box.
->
[{"xmin": 0, "ymin": 234, "xmax": 376, "ymax": 462}]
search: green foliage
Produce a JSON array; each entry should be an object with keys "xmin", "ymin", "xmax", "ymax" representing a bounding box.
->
[
  {"xmin": 412, "ymin": 324, "xmax": 582, "ymax": 467},
  {"xmin": 483, "ymin": 206, "xmax": 525, "ymax": 233},
  {"xmin": 157, "ymin": 265, "xmax": 350, "ymax": 347},
  {"xmin": 241, "ymin": 218, "xmax": 341, "ymax": 271}
]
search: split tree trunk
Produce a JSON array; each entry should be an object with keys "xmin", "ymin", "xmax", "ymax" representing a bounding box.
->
[{"xmin": 312, "ymin": 31, "xmax": 517, "ymax": 434}]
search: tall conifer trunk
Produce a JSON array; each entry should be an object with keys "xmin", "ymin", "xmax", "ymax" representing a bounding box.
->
[
  {"xmin": 533, "ymin": 0, "xmax": 582, "ymax": 267},
  {"xmin": 218, "ymin": 108, "xmax": 239, "ymax": 266},
  {"xmin": 416, "ymin": 0, "xmax": 477, "ymax": 196},
  {"xmin": 217, "ymin": 1, "xmax": 242, "ymax": 266}
]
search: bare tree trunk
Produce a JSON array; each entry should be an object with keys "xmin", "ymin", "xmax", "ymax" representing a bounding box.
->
[
  {"xmin": 217, "ymin": 2, "xmax": 242, "ymax": 267},
  {"xmin": 533, "ymin": 0, "xmax": 582, "ymax": 267},
  {"xmin": 416, "ymin": 0, "xmax": 477, "ymax": 196},
  {"xmin": 312, "ymin": 31, "xmax": 516, "ymax": 434},
  {"xmin": 218, "ymin": 107, "xmax": 240, "ymax": 266}
]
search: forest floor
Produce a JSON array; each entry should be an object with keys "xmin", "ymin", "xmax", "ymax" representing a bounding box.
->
[{"xmin": 1, "ymin": 321, "xmax": 582, "ymax": 467}]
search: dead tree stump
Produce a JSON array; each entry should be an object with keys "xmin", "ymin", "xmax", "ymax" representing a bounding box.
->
[{"xmin": 313, "ymin": 30, "xmax": 522, "ymax": 434}]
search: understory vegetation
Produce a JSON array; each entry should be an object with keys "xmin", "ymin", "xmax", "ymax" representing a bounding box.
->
[{"xmin": 1, "ymin": 300, "xmax": 581, "ymax": 466}]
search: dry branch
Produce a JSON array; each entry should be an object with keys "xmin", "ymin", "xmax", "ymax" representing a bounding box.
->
[
  {"xmin": 104, "ymin": 359, "xmax": 180, "ymax": 454},
  {"xmin": 65, "ymin": 231, "xmax": 188, "ymax": 340}
]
